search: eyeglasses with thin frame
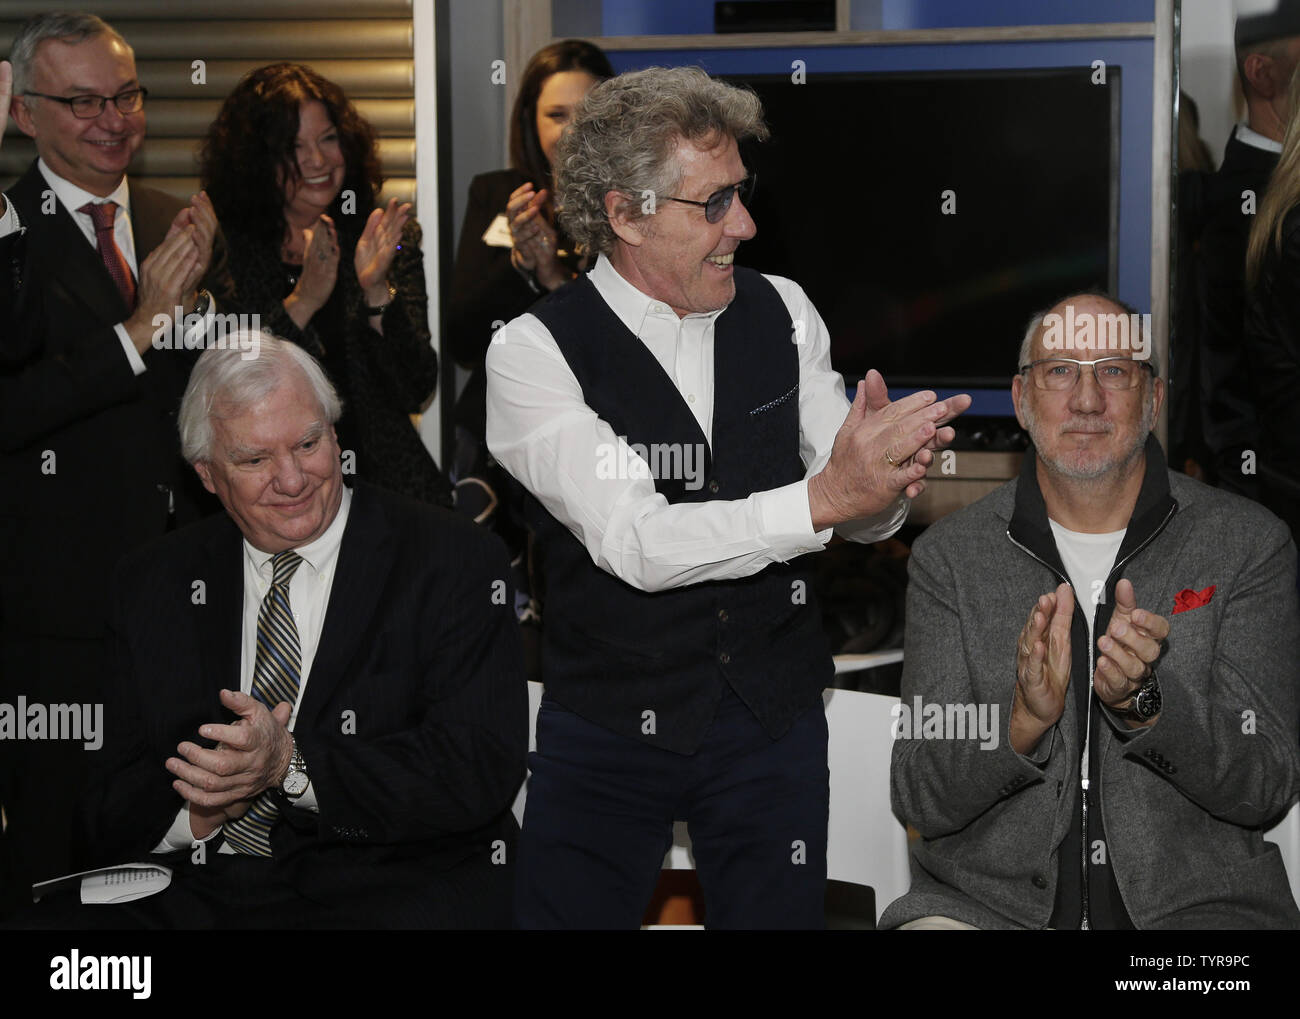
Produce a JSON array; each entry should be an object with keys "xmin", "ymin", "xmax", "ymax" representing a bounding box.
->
[
  {"xmin": 1018, "ymin": 356, "xmax": 1155, "ymax": 391},
  {"xmin": 23, "ymin": 87, "xmax": 148, "ymax": 119},
  {"xmin": 662, "ymin": 174, "xmax": 757, "ymax": 223}
]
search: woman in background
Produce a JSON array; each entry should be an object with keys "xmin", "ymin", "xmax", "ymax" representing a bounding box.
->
[
  {"xmin": 446, "ymin": 40, "xmax": 612, "ymax": 647},
  {"xmin": 201, "ymin": 62, "xmax": 452, "ymax": 507},
  {"xmin": 1243, "ymin": 69, "xmax": 1300, "ymax": 564},
  {"xmin": 447, "ymin": 39, "xmax": 613, "ymax": 523}
]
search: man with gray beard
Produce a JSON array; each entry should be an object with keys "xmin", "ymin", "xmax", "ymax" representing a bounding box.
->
[{"xmin": 882, "ymin": 292, "xmax": 1300, "ymax": 930}]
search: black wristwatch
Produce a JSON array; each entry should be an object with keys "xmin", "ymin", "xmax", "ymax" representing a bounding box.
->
[{"xmin": 1114, "ymin": 670, "xmax": 1162, "ymax": 722}]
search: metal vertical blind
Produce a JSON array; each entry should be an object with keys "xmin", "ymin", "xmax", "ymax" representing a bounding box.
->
[{"xmin": 0, "ymin": 0, "xmax": 418, "ymax": 207}]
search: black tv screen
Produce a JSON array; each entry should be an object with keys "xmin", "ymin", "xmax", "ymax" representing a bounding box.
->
[{"xmin": 728, "ymin": 68, "xmax": 1118, "ymax": 389}]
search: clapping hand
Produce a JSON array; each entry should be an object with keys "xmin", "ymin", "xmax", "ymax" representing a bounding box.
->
[
  {"xmin": 166, "ymin": 689, "xmax": 294, "ymax": 808},
  {"xmin": 1093, "ymin": 579, "xmax": 1168, "ymax": 723},
  {"xmin": 507, "ymin": 181, "xmax": 567, "ymax": 290},
  {"xmin": 355, "ymin": 196, "xmax": 410, "ymax": 302},
  {"xmin": 293, "ymin": 213, "xmax": 340, "ymax": 314},
  {"xmin": 808, "ymin": 371, "xmax": 971, "ymax": 526},
  {"xmin": 1010, "ymin": 583, "xmax": 1075, "ymax": 754}
]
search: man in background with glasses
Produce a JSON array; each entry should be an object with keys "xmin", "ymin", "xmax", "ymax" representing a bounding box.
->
[
  {"xmin": 0, "ymin": 12, "xmax": 233, "ymax": 914},
  {"xmin": 488, "ymin": 66, "xmax": 969, "ymax": 928},
  {"xmin": 883, "ymin": 292, "xmax": 1299, "ymax": 930}
]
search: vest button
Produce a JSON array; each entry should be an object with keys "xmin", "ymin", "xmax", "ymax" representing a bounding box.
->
[
  {"xmin": 1032, "ymin": 874, "xmax": 1048, "ymax": 890},
  {"xmin": 717, "ymin": 608, "xmax": 729, "ymax": 622},
  {"xmin": 719, "ymin": 652, "xmax": 731, "ymax": 665},
  {"xmin": 708, "ymin": 479, "xmax": 720, "ymax": 493}
]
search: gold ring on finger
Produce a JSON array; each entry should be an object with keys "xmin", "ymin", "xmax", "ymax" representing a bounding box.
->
[{"xmin": 884, "ymin": 449, "xmax": 901, "ymax": 468}]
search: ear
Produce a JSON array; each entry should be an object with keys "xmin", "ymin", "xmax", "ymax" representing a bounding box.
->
[
  {"xmin": 1011, "ymin": 375, "xmax": 1029, "ymax": 432},
  {"xmin": 1244, "ymin": 52, "xmax": 1281, "ymax": 100},
  {"xmin": 604, "ymin": 189, "xmax": 644, "ymax": 248},
  {"xmin": 10, "ymin": 95, "xmax": 37, "ymax": 139},
  {"xmin": 1150, "ymin": 373, "xmax": 1165, "ymax": 423},
  {"xmin": 194, "ymin": 460, "xmax": 216, "ymax": 495}
]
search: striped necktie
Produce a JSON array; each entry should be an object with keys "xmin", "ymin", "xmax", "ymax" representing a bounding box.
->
[
  {"xmin": 78, "ymin": 200, "xmax": 137, "ymax": 311},
  {"xmin": 223, "ymin": 549, "xmax": 304, "ymax": 857}
]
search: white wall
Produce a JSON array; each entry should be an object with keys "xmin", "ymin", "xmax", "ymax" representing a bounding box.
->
[{"xmin": 1181, "ymin": 0, "xmax": 1284, "ymax": 166}]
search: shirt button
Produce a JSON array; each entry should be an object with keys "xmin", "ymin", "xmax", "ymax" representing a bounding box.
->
[
  {"xmin": 708, "ymin": 479, "xmax": 720, "ymax": 494},
  {"xmin": 719, "ymin": 652, "xmax": 731, "ymax": 665},
  {"xmin": 717, "ymin": 608, "xmax": 729, "ymax": 622}
]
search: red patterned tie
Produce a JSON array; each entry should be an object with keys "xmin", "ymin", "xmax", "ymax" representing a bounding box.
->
[{"xmin": 79, "ymin": 200, "xmax": 137, "ymax": 311}]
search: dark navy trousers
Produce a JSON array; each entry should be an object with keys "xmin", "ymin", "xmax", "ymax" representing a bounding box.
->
[{"xmin": 514, "ymin": 685, "xmax": 829, "ymax": 929}]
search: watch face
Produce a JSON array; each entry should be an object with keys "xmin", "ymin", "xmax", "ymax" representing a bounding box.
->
[
  {"xmin": 284, "ymin": 769, "xmax": 309, "ymax": 797},
  {"xmin": 1135, "ymin": 680, "xmax": 1162, "ymax": 719}
]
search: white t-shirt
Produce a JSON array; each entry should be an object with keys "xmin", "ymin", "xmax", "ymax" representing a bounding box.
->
[{"xmin": 1048, "ymin": 520, "xmax": 1126, "ymax": 645}]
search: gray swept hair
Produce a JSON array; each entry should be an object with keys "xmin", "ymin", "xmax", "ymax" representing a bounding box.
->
[
  {"xmin": 179, "ymin": 331, "xmax": 342, "ymax": 464},
  {"xmin": 9, "ymin": 12, "xmax": 134, "ymax": 107},
  {"xmin": 553, "ymin": 66, "xmax": 769, "ymax": 256}
]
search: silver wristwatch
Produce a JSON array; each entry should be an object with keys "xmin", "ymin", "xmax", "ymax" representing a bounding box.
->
[{"xmin": 282, "ymin": 735, "xmax": 309, "ymax": 799}]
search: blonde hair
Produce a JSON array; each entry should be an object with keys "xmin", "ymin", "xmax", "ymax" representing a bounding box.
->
[{"xmin": 1246, "ymin": 68, "xmax": 1300, "ymax": 289}]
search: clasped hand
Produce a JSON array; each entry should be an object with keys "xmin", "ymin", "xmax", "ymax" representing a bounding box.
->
[{"xmin": 166, "ymin": 689, "xmax": 293, "ymax": 811}]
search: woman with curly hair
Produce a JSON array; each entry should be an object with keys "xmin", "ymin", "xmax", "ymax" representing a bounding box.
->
[{"xmin": 200, "ymin": 62, "xmax": 451, "ymax": 507}]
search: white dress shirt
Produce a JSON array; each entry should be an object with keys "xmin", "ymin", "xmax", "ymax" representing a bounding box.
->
[
  {"xmin": 155, "ymin": 487, "xmax": 353, "ymax": 852},
  {"xmin": 0, "ymin": 160, "xmax": 148, "ymax": 375},
  {"xmin": 485, "ymin": 254, "xmax": 907, "ymax": 593},
  {"xmin": 1235, "ymin": 122, "xmax": 1283, "ymax": 155}
]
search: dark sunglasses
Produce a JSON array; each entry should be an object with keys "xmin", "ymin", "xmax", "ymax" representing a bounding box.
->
[{"xmin": 662, "ymin": 174, "xmax": 756, "ymax": 223}]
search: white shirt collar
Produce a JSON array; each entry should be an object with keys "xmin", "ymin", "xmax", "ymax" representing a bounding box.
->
[
  {"xmin": 1235, "ymin": 123, "xmax": 1283, "ymax": 155},
  {"xmin": 589, "ymin": 253, "xmax": 728, "ymax": 338},
  {"xmin": 37, "ymin": 157, "xmax": 131, "ymax": 219},
  {"xmin": 243, "ymin": 484, "xmax": 353, "ymax": 579}
]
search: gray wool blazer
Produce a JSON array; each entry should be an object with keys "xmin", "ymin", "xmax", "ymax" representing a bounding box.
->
[{"xmin": 881, "ymin": 440, "xmax": 1300, "ymax": 930}]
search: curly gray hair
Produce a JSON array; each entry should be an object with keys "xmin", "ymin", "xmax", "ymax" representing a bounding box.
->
[{"xmin": 553, "ymin": 66, "xmax": 769, "ymax": 256}]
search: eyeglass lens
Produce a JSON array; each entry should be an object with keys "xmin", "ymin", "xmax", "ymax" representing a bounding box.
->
[
  {"xmin": 69, "ymin": 90, "xmax": 144, "ymax": 117},
  {"xmin": 1033, "ymin": 359, "xmax": 1143, "ymax": 390},
  {"xmin": 704, "ymin": 178, "xmax": 753, "ymax": 223}
]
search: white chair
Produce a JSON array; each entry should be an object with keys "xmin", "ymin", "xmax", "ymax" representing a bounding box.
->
[
  {"xmin": 509, "ymin": 680, "xmax": 545, "ymax": 826},
  {"xmin": 662, "ymin": 689, "xmax": 909, "ymax": 926},
  {"xmin": 1265, "ymin": 798, "xmax": 1300, "ymax": 909}
]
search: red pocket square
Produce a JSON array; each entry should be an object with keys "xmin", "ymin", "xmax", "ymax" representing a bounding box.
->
[{"xmin": 1172, "ymin": 585, "xmax": 1216, "ymax": 614}]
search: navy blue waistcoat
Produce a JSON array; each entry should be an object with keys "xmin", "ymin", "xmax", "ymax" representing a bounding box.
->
[{"xmin": 527, "ymin": 267, "xmax": 832, "ymax": 754}]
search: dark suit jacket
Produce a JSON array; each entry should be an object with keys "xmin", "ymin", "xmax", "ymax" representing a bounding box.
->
[
  {"xmin": 1243, "ymin": 207, "xmax": 1300, "ymax": 540},
  {"xmin": 0, "ymin": 161, "xmax": 225, "ymax": 639},
  {"xmin": 1195, "ymin": 131, "xmax": 1279, "ymax": 490},
  {"xmin": 83, "ymin": 481, "xmax": 528, "ymax": 921},
  {"xmin": 218, "ymin": 216, "xmax": 452, "ymax": 508}
]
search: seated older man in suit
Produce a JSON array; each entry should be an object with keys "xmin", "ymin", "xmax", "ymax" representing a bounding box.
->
[{"xmin": 49, "ymin": 334, "xmax": 526, "ymax": 928}]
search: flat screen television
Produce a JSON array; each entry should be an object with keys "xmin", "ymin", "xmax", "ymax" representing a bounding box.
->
[{"xmin": 726, "ymin": 68, "xmax": 1119, "ymax": 394}]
